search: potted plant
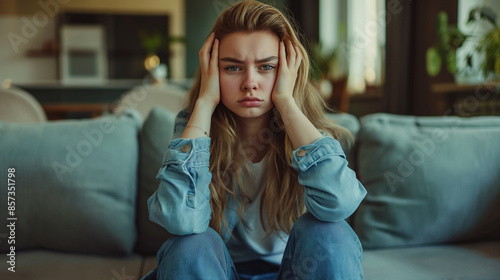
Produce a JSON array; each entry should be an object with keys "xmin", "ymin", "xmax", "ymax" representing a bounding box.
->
[
  {"xmin": 139, "ymin": 30, "xmax": 186, "ymax": 83},
  {"xmin": 426, "ymin": 6, "xmax": 500, "ymax": 81},
  {"xmin": 310, "ymin": 42, "xmax": 350, "ymax": 111},
  {"xmin": 426, "ymin": 11, "xmax": 468, "ymax": 77}
]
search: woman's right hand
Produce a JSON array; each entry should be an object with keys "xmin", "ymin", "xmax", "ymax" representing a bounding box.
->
[{"xmin": 198, "ymin": 32, "xmax": 220, "ymax": 108}]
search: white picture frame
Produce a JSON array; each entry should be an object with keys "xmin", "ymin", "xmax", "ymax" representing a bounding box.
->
[{"xmin": 60, "ymin": 25, "xmax": 107, "ymax": 85}]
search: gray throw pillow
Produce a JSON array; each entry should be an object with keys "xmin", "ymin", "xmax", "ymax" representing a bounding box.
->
[
  {"xmin": 135, "ymin": 107, "xmax": 176, "ymax": 254},
  {"xmin": 325, "ymin": 112, "xmax": 360, "ymax": 170},
  {"xmin": 353, "ymin": 113, "xmax": 500, "ymax": 249},
  {"xmin": 325, "ymin": 112, "xmax": 360, "ymax": 137},
  {"xmin": 0, "ymin": 111, "xmax": 141, "ymax": 255}
]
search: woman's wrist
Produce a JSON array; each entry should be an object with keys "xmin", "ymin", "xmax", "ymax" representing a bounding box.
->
[
  {"xmin": 274, "ymin": 96, "xmax": 297, "ymax": 120},
  {"xmin": 274, "ymin": 96, "xmax": 323, "ymax": 148},
  {"xmin": 181, "ymin": 98, "xmax": 216, "ymax": 139},
  {"xmin": 195, "ymin": 97, "xmax": 218, "ymax": 114}
]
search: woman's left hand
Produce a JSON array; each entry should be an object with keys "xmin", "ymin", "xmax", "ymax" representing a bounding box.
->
[{"xmin": 272, "ymin": 40, "xmax": 302, "ymax": 109}]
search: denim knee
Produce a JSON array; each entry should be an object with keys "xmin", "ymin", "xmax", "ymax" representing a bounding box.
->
[
  {"xmin": 157, "ymin": 227, "xmax": 225, "ymax": 262},
  {"xmin": 279, "ymin": 213, "xmax": 363, "ymax": 280},
  {"xmin": 156, "ymin": 228, "xmax": 237, "ymax": 280},
  {"xmin": 293, "ymin": 213, "xmax": 361, "ymax": 245}
]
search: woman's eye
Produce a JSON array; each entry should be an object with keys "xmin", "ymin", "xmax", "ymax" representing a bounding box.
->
[
  {"xmin": 260, "ymin": 65, "xmax": 275, "ymax": 71},
  {"xmin": 225, "ymin": 66, "xmax": 241, "ymax": 72}
]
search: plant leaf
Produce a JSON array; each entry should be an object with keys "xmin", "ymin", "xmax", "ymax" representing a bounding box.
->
[
  {"xmin": 437, "ymin": 11, "xmax": 449, "ymax": 38},
  {"xmin": 446, "ymin": 50, "xmax": 457, "ymax": 73},
  {"xmin": 495, "ymin": 54, "xmax": 500, "ymax": 76},
  {"xmin": 426, "ymin": 47, "xmax": 442, "ymax": 76}
]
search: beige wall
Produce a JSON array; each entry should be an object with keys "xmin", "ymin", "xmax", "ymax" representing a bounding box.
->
[
  {"xmin": 1, "ymin": 0, "xmax": 185, "ymax": 78},
  {"xmin": 0, "ymin": 0, "xmax": 18, "ymax": 15},
  {"xmin": 64, "ymin": 0, "xmax": 185, "ymax": 78}
]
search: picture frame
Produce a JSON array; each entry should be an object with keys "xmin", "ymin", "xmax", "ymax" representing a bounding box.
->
[{"xmin": 59, "ymin": 25, "xmax": 107, "ymax": 85}]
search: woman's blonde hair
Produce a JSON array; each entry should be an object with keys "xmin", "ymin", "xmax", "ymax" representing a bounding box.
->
[{"xmin": 185, "ymin": 0, "xmax": 352, "ymax": 237}]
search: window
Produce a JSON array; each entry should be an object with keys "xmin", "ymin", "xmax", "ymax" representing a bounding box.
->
[{"xmin": 319, "ymin": 0, "xmax": 386, "ymax": 94}]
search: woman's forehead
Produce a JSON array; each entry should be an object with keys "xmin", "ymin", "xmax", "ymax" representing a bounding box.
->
[{"xmin": 219, "ymin": 31, "xmax": 279, "ymax": 59}]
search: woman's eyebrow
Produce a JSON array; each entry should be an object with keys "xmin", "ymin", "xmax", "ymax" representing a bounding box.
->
[
  {"xmin": 220, "ymin": 56, "xmax": 279, "ymax": 63},
  {"xmin": 256, "ymin": 56, "xmax": 278, "ymax": 63}
]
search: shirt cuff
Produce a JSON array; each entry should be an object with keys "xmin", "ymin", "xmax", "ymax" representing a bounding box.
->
[
  {"xmin": 162, "ymin": 137, "xmax": 211, "ymax": 167},
  {"xmin": 292, "ymin": 137, "xmax": 346, "ymax": 172}
]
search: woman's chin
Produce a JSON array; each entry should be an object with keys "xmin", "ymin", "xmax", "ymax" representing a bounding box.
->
[{"xmin": 232, "ymin": 107, "xmax": 273, "ymax": 120}]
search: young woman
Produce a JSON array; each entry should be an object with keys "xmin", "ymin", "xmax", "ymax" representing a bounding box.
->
[{"xmin": 143, "ymin": 1, "xmax": 366, "ymax": 279}]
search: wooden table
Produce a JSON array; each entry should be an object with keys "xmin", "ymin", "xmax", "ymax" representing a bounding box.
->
[{"xmin": 41, "ymin": 103, "xmax": 110, "ymax": 120}]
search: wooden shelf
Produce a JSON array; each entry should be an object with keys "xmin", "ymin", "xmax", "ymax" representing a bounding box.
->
[
  {"xmin": 431, "ymin": 82, "xmax": 500, "ymax": 117},
  {"xmin": 42, "ymin": 103, "xmax": 109, "ymax": 120},
  {"xmin": 25, "ymin": 49, "xmax": 59, "ymax": 57},
  {"xmin": 432, "ymin": 82, "xmax": 499, "ymax": 95}
]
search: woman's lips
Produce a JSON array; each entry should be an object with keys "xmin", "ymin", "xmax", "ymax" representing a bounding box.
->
[
  {"xmin": 239, "ymin": 100, "xmax": 263, "ymax": 107},
  {"xmin": 238, "ymin": 97, "xmax": 263, "ymax": 107}
]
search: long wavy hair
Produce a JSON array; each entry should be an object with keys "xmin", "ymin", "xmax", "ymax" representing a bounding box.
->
[{"xmin": 185, "ymin": 0, "xmax": 352, "ymax": 237}]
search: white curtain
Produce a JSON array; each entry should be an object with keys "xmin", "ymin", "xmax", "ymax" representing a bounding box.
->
[{"xmin": 320, "ymin": 0, "xmax": 385, "ymax": 94}]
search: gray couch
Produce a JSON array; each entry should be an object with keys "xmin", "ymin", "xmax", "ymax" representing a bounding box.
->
[
  {"xmin": 351, "ymin": 113, "xmax": 500, "ymax": 279},
  {"xmin": 1, "ymin": 107, "xmax": 499, "ymax": 280}
]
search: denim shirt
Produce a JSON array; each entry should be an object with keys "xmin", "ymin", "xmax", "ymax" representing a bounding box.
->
[{"xmin": 147, "ymin": 109, "xmax": 367, "ymax": 243}]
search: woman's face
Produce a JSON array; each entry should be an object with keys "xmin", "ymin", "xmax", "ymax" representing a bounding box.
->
[{"xmin": 218, "ymin": 31, "xmax": 279, "ymax": 120}]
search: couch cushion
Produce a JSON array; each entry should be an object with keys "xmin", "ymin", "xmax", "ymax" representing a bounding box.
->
[
  {"xmin": 325, "ymin": 112, "xmax": 359, "ymax": 170},
  {"xmin": 135, "ymin": 107, "xmax": 176, "ymax": 254},
  {"xmin": 363, "ymin": 241, "xmax": 500, "ymax": 280},
  {"xmin": 325, "ymin": 112, "xmax": 360, "ymax": 137},
  {"xmin": 354, "ymin": 113, "xmax": 500, "ymax": 249},
  {"xmin": 0, "ymin": 111, "xmax": 141, "ymax": 255}
]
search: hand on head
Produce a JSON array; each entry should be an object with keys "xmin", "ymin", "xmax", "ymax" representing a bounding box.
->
[
  {"xmin": 197, "ymin": 32, "xmax": 302, "ymax": 114},
  {"xmin": 198, "ymin": 32, "xmax": 221, "ymax": 108},
  {"xmin": 272, "ymin": 40, "xmax": 302, "ymax": 109}
]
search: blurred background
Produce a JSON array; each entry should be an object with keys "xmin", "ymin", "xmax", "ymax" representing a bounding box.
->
[{"xmin": 1, "ymin": 0, "xmax": 499, "ymax": 120}]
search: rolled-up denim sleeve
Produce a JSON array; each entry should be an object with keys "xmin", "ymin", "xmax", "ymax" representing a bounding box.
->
[
  {"xmin": 292, "ymin": 137, "xmax": 367, "ymax": 222},
  {"xmin": 147, "ymin": 109, "xmax": 212, "ymax": 235}
]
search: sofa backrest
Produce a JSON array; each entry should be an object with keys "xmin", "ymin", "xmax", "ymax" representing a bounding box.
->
[
  {"xmin": 352, "ymin": 113, "xmax": 500, "ymax": 249},
  {"xmin": 0, "ymin": 110, "xmax": 141, "ymax": 255}
]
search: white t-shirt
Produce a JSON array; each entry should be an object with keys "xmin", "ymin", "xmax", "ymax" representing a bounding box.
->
[{"xmin": 226, "ymin": 157, "xmax": 289, "ymax": 265}]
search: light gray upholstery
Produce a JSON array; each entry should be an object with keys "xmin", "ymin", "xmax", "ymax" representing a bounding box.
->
[
  {"xmin": 113, "ymin": 83, "xmax": 187, "ymax": 122},
  {"xmin": 363, "ymin": 241, "xmax": 500, "ymax": 280}
]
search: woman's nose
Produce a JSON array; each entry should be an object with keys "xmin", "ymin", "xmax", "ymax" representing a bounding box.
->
[{"xmin": 242, "ymin": 70, "xmax": 258, "ymax": 91}]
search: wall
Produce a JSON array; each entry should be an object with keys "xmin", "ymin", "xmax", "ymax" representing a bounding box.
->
[
  {"xmin": 0, "ymin": 16, "xmax": 58, "ymax": 84},
  {"xmin": 64, "ymin": 0, "xmax": 185, "ymax": 79},
  {"xmin": 0, "ymin": 0, "xmax": 185, "ymax": 83},
  {"xmin": 184, "ymin": 0, "xmax": 288, "ymax": 78},
  {"xmin": 184, "ymin": 0, "xmax": 219, "ymax": 78}
]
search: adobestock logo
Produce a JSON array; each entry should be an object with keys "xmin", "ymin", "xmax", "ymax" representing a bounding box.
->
[
  {"xmin": 7, "ymin": 0, "xmax": 70, "ymax": 54},
  {"xmin": 338, "ymin": 0, "xmax": 405, "ymax": 56},
  {"xmin": 383, "ymin": 78, "xmax": 498, "ymax": 192},
  {"xmin": 383, "ymin": 130, "xmax": 449, "ymax": 192},
  {"xmin": 110, "ymin": 75, "xmax": 158, "ymax": 114},
  {"xmin": 110, "ymin": 267, "xmax": 135, "ymax": 280},
  {"xmin": 51, "ymin": 118, "xmax": 116, "ymax": 182}
]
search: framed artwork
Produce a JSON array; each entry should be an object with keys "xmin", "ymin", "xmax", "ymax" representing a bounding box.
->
[{"xmin": 60, "ymin": 25, "xmax": 107, "ymax": 84}]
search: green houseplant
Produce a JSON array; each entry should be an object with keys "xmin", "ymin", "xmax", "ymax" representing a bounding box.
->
[
  {"xmin": 426, "ymin": 11, "xmax": 468, "ymax": 77},
  {"xmin": 426, "ymin": 6, "xmax": 500, "ymax": 81},
  {"xmin": 310, "ymin": 42, "xmax": 350, "ymax": 111}
]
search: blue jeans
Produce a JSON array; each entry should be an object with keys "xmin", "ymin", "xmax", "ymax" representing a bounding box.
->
[{"xmin": 142, "ymin": 213, "xmax": 363, "ymax": 280}]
